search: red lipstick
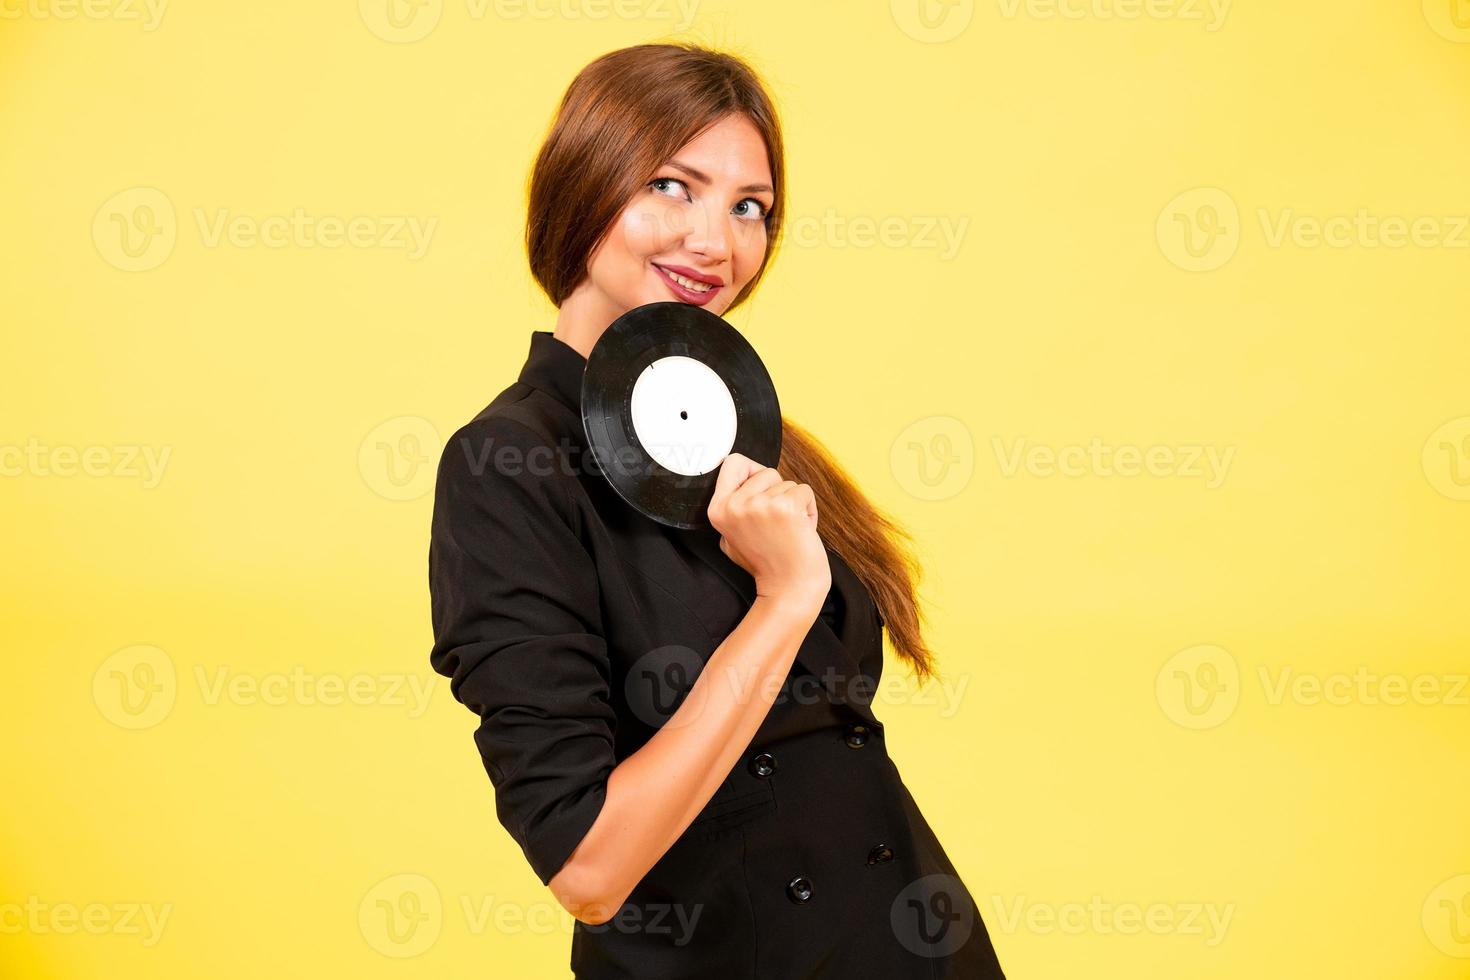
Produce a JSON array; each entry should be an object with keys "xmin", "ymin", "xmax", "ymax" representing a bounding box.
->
[{"xmin": 652, "ymin": 263, "xmax": 724, "ymax": 306}]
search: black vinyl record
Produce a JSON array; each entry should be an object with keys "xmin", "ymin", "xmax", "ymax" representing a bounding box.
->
[{"xmin": 581, "ymin": 302, "xmax": 782, "ymax": 530}]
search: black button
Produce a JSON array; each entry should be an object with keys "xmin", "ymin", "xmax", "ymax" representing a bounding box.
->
[
  {"xmin": 844, "ymin": 723, "xmax": 870, "ymax": 748},
  {"xmin": 749, "ymin": 752, "xmax": 776, "ymax": 778},
  {"xmin": 786, "ymin": 875, "xmax": 813, "ymax": 904},
  {"xmin": 867, "ymin": 844, "xmax": 894, "ymax": 866}
]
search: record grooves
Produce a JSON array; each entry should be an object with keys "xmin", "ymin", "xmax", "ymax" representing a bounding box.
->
[{"xmin": 581, "ymin": 302, "xmax": 782, "ymax": 529}]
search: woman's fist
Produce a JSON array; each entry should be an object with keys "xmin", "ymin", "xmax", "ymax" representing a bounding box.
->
[{"xmin": 707, "ymin": 453, "xmax": 829, "ymax": 608}]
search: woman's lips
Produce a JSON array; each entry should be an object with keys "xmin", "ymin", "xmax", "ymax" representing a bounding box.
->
[{"xmin": 652, "ymin": 263, "xmax": 722, "ymax": 306}]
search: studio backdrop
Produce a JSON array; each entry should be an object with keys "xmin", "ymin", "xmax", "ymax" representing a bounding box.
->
[{"xmin": 3, "ymin": 1, "xmax": 1468, "ymax": 977}]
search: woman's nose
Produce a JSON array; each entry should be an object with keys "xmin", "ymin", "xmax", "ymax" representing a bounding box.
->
[{"xmin": 682, "ymin": 199, "xmax": 733, "ymax": 262}]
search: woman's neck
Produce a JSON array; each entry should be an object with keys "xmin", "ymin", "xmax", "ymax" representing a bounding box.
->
[{"xmin": 551, "ymin": 282, "xmax": 621, "ymax": 359}]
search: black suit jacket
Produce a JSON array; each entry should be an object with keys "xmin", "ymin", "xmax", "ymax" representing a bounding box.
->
[{"xmin": 428, "ymin": 330, "xmax": 1005, "ymax": 978}]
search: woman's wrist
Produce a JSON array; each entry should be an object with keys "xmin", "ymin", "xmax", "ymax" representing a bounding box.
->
[{"xmin": 751, "ymin": 589, "xmax": 825, "ymax": 626}]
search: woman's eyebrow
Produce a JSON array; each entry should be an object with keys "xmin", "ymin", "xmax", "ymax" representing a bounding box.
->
[{"xmin": 666, "ymin": 159, "xmax": 773, "ymax": 195}]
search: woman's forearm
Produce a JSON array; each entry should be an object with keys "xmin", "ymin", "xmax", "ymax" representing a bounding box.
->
[{"xmin": 549, "ymin": 592, "xmax": 821, "ymax": 923}]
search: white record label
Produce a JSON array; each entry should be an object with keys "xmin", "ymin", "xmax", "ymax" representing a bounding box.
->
[{"xmin": 628, "ymin": 355, "xmax": 738, "ymax": 477}]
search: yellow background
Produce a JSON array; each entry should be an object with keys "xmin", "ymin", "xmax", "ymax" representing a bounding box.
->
[{"xmin": 3, "ymin": 0, "xmax": 1468, "ymax": 976}]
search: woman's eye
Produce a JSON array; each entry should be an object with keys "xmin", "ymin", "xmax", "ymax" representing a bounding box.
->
[
  {"xmin": 650, "ymin": 177, "xmax": 769, "ymax": 222},
  {"xmin": 649, "ymin": 177, "xmax": 689, "ymax": 200},
  {"xmin": 734, "ymin": 198, "xmax": 769, "ymax": 221}
]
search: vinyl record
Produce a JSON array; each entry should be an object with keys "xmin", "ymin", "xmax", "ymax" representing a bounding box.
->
[{"xmin": 581, "ymin": 301, "xmax": 782, "ymax": 530}]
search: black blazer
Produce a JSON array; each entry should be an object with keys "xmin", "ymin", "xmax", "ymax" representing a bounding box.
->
[{"xmin": 428, "ymin": 330, "xmax": 1006, "ymax": 979}]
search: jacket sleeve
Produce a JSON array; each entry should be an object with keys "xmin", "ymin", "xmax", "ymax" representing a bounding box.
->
[{"xmin": 427, "ymin": 415, "xmax": 617, "ymax": 886}]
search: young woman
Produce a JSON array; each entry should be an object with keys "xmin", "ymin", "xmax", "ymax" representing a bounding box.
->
[{"xmin": 428, "ymin": 42, "xmax": 1007, "ymax": 979}]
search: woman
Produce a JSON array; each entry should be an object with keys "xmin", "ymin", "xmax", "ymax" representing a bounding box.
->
[{"xmin": 428, "ymin": 42, "xmax": 1007, "ymax": 978}]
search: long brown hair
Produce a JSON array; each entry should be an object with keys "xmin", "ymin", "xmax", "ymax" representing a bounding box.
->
[{"xmin": 525, "ymin": 43, "xmax": 938, "ymax": 683}]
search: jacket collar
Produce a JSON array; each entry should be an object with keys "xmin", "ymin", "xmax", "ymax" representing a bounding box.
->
[{"xmin": 516, "ymin": 330, "xmax": 586, "ymax": 413}]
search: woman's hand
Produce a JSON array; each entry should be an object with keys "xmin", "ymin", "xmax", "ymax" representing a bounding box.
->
[{"xmin": 707, "ymin": 452, "xmax": 830, "ymax": 609}]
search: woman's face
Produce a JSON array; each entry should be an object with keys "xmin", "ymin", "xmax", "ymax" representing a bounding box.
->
[{"xmin": 578, "ymin": 113, "xmax": 775, "ymax": 317}]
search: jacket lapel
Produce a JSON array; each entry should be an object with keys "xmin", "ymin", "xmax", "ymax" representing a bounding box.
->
[{"xmin": 675, "ymin": 525, "xmax": 884, "ymax": 731}]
